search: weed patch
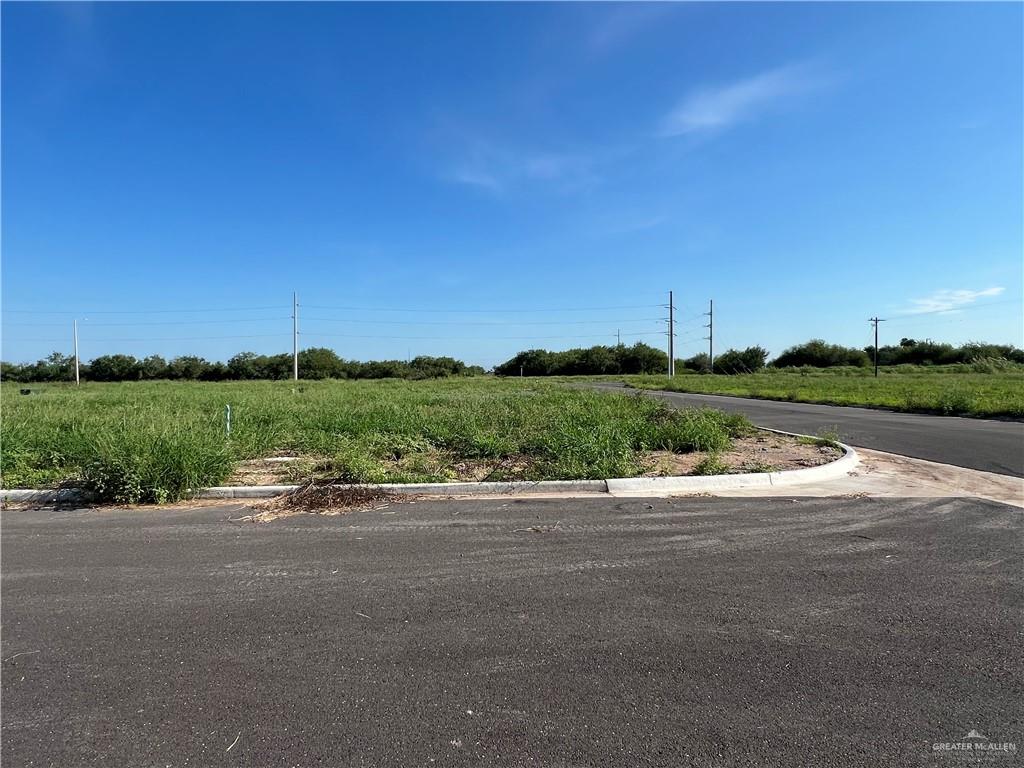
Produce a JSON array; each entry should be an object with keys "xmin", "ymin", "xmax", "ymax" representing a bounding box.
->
[{"xmin": 2, "ymin": 379, "xmax": 753, "ymax": 499}]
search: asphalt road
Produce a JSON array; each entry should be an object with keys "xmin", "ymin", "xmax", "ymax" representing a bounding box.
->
[
  {"xmin": 3, "ymin": 498, "xmax": 1021, "ymax": 767},
  {"xmin": 592, "ymin": 383, "xmax": 1024, "ymax": 478}
]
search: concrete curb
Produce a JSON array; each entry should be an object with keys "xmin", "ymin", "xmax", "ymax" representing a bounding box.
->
[
  {"xmin": 607, "ymin": 437, "xmax": 857, "ymax": 494},
  {"xmin": 1, "ymin": 431, "xmax": 858, "ymax": 504},
  {"xmin": 199, "ymin": 479, "xmax": 609, "ymax": 499}
]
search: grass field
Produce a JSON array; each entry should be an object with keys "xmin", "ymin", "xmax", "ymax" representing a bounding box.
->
[
  {"xmin": 620, "ymin": 367, "xmax": 1024, "ymax": 418},
  {"xmin": 1, "ymin": 379, "xmax": 751, "ymax": 502}
]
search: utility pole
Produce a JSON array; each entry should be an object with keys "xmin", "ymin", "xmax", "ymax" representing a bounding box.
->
[
  {"xmin": 704, "ymin": 299, "xmax": 714, "ymax": 373},
  {"xmin": 616, "ymin": 329, "xmax": 621, "ymax": 347},
  {"xmin": 292, "ymin": 291, "xmax": 299, "ymax": 381},
  {"xmin": 869, "ymin": 317, "xmax": 885, "ymax": 378},
  {"xmin": 667, "ymin": 290, "xmax": 675, "ymax": 378},
  {"xmin": 73, "ymin": 319, "xmax": 80, "ymax": 385}
]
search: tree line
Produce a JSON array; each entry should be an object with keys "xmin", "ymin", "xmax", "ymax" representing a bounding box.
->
[
  {"xmin": 493, "ymin": 338, "xmax": 1023, "ymax": 376},
  {"xmin": 3, "ymin": 337, "xmax": 1020, "ymax": 383},
  {"xmin": 771, "ymin": 338, "xmax": 1024, "ymax": 368},
  {"xmin": 491, "ymin": 342, "xmax": 770, "ymax": 376},
  {"xmin": 0, "ymin": 348, "xmax": 485, "ymax": 383}
]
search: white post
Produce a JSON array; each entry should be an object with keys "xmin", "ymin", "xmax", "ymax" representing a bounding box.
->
[{"xmin": 74, "ymin": 319, "xmax": 80, "ymax": 385}]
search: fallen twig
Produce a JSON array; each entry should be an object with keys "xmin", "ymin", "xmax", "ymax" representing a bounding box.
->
[
  {"xmin": 3, "ymin": 650, "xmax": 40, "ymax": 662},
  {"xmin": 513, "ymin": 520, "xmax": 561, "ymax": 534}
]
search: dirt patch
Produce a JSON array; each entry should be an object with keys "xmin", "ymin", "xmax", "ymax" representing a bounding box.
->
[
  {"xmin": 641, "ymin": 432, "xmax": 841, "ymax": 476},
  {"xmin": 225, "ymin": 431, "xmax": 840, "ymax": 490},
  {"xmin": 227, "ymin": 456, "xmax": 312, "ymax": 486},
  {"xmin": 447, "ymin": 455, "xmax": 536, "ymax": 482},
  {"xmin": 226, "ymin": 452, "xmax": 539, "ymax": 486}
]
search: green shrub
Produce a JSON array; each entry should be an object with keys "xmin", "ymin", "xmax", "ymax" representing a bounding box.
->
[
  {"xmin": 693, "ymin": 454, "xmax": 729, "ymax": 476},
  {"xmin": 79, "ymin": 430, "xmax": 233, "ymax": 504},
  {"xmin": 798, "ymin": 426, "xmax": 841, "ymax": 449},
  {"xmin": 934, "ymin": 388, "xmax": 973, "ymax": 416}
]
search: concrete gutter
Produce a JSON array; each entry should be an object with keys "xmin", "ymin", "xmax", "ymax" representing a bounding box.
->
[
  {"xmin": 1, "ymin": 432, "xmax": 857, "ymax": 504},
  {"xmin": 199, "ymin": 479, "xmax": 609, "ymax": 500}
]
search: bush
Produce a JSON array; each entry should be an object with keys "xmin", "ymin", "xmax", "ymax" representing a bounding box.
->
[
  {"xmin": 713, "ymin": 347, "xmax": 768, "ymax": 375},
  {"xmin": 773, "ymin": 340, "xmax": 870, "ymax": 368},
  {"xmin": 682, "ymin": 353, "xmax": 710, "ymax": 372},
  {"xmin": 693, "ymin": 454, "xmax": 728, "ymax": 475},
  {"xmin": 495, "ymin": 342, "xmax": 666, "ymax": 377},
  {"xmin": 79, "ymin": 429, "xmax": 234, "ymax": 504}
]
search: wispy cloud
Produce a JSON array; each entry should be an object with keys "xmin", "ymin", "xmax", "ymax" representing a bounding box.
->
[
  {"xmin": 445, "ymin": 142, "xmax": 599, "ymax": 195},
  {"xmin": 598, "ymin": 215, "xmax": 666, "ymax": 236},
  {"xmin": 660, "ymin": 62, "xmax": 825, "ymax": 137},
  {"xmin": 448, "ymin": 167, "xmax": 502, "ymax": 193},
  {"xmin": 897, "ymin": 287, "xmax": 1005, "ymax": 316},
  {"xmin": 587, "ymin": 4, "xmax": 675, "ymax": 54}
]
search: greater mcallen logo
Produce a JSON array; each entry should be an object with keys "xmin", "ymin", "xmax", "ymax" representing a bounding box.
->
[{"xmin": 933, "ymin": 730, "xmax": 1017, "ymax": 758}]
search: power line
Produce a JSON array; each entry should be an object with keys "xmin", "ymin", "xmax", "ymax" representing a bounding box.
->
[
  {"xmin": 301, "ymin": 316, "xmax": 663, "ymax": 327},
  {"xmin": 302, "ymin": 303, "xmax": 663, "ymax": 314},
  {"xmin": 2, "ymin": 305, "xmax": 287, "ymax": 316},
  {"xmin": 300, "ymin": 330, "xmax": 664, "ymax": 341},
  {"xmin": 3, "ymin": 317, "xmax": 291, "ymax": 327},
  {"xmin": 5, "ymin": 334, "xmax": 291, "ymax": 343}
]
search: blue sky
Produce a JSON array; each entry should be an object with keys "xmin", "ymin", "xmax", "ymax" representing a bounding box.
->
[{"xmin": 3, "ymin": 2, "xmax": 1021, "ymax": 367}]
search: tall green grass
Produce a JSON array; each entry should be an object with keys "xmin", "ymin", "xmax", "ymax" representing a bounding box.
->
[
  {"xmin": 1, "ymin": 379, "xmax": 751, "ymax": 502},
  {"xmin": 620, "ymin": 367, "xmax": 1024, "ymax": 418}
]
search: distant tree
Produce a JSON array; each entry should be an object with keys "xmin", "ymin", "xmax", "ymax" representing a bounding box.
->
[
  {"xmin": 20, "ymin": 352, "xmax": 77, "ymax": 382},
  {"xmin": 254, "ymin": 354, "xmax": 293, "ymax": 380},
  {"xmin": 0, "ymin": 361, "xmax": 28, "ymax": 382},
  {"xmin": 88, "ymin": 354, "xmax": 142, "ymax": 382},
  {"xmin": 495, "ymin": 342, "xmax": 666, "ymax": 376},
  {"xmin": 681, "ymin": 352, "xmax": 710, "ymax": 373},
  {"xmin": 772, "ymin": 340, "xmax": 869, "ymax": 368},
  {"xmin": 357, "ymin": 360, "xmax": 411, "ymax": 379},
  {"xmin": 166, "ymin": 356, "xmax": 210, "ymax": 380},
  {"xmin": 713, "ymin": 346, "xmax": 768, "ymax": 374},
  {"xmin": 408, "ymin": 355, "xmax": 465, "ymax": 379},
  {"xmin": 577, "ymin": 346, "xmax": 620, "ymax": 375},
  {"xmin": 494, "ymin": 349, "xmax": 555, "ymax": 377},
  {"xmin": 614, "ymin": 342, "xmax": 667, "ymax": 375},
  {"xmin": 138, "ymin": 355, "xmax": 168, "ymax": 380},
  {"xmin": 298, "ymin": 347, "xmax": 345, "ymax": 379},
  {"xmin": 200, "ymin": 361, "xmax": 229, "ymax": 381},
  {"xmin": 227, "ymin": 352, "xmax": 261, "ymax": 380}
]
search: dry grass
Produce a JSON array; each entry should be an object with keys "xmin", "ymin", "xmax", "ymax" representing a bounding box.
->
[{"xmin": 235, "ymin": 480, "xmax": 405, "ymax": 522}]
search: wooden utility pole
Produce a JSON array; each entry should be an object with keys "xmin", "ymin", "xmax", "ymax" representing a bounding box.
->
[{"xmin": 869, "ymin": 317, "xmax": 885, "ymax": 378}]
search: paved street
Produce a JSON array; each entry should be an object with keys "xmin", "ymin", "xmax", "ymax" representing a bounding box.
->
[
  {"xmin": 592, "ymin": 384, "xmax": 1024, "ymax": 478},
  {"xmin": 3, "ymin": 497, "xmax": 1021, "ymax": 767}
]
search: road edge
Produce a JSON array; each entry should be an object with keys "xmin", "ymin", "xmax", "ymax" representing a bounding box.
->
[{"xmin": 0, "ymin": 435, "xmax": 858, "ymax": 503}]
